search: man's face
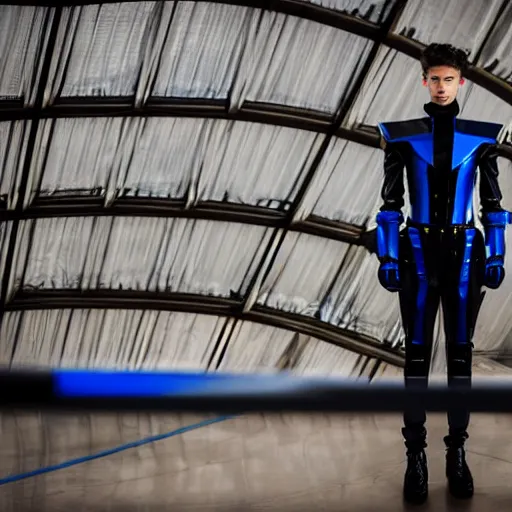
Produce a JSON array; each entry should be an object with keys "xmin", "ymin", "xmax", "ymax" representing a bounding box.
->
[{"xmin": 423, "ymin": 65, "xmax": 462, "ymax": 105}]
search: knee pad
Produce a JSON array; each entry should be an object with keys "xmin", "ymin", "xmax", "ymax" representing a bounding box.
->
[{"xmin": 447, "ymin": 343, "xmax": 472, "ymax": 377}]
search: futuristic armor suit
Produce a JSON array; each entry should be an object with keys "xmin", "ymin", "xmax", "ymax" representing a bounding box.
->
[{"xmin": 376, "ymin": 99, "xmax": 510, "ymax": 501}]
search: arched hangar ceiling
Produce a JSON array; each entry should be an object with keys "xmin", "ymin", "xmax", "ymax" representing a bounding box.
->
[{"xmin": 0, "ymin": 0, "xmax": 511, "ymax": 377}]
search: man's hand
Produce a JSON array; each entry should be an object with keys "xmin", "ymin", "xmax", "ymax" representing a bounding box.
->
[
  {"xmin": 378, "ymin": 259, "xmax": 401, "ymax": 292},
  {"xmin": 485, "ymin": 256, "xmax": 505, "ymax": 289}
]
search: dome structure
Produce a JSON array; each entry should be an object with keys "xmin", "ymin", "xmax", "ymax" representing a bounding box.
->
[{"xmin": 0, "ymin": 1, "xmax": 511, "ymax": 509}]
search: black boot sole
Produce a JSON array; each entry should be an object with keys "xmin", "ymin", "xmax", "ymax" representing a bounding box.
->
[
  {"xmin": 448, "ymin": 484, "xmax": 474, "ymax": 500},
  {"xmin": 403, "ymin": 490, "xmax": 428, "ymax": 505}
]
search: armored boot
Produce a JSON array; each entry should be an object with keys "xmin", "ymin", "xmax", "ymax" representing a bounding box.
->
[
  {"xmin": 402, "ymin": 427, "xmax": 428, "ymax": 504},
  {"xmin": 444, "ymin": 432, "xmax": 474, "ymax": 499}
]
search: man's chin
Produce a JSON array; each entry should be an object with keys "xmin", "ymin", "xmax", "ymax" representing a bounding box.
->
[{"xmin": 434, "ymin": 97, "xmax": 451, "ymax": 105}]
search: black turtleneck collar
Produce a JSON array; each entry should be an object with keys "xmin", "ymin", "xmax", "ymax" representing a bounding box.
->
[{"xmin": 424, "ymin": 99, "xmax": 460, "ymax": 118}]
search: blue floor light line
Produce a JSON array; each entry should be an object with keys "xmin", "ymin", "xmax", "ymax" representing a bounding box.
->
[{"xmin": 0, "ymin": 414, "xmax": 234, "ymax": 486}]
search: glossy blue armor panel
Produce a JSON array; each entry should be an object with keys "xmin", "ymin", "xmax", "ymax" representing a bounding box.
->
[
  {"xmin": 376, "ymin": 210, "xmax": 403, "ymax": 260},
  {"xmin": 481, "ymin": 210, "xmax": 512, "ymax": 260},
  {"xmin": 457, "ymin": 229, "xmax": 476, "ymax": 344},
  {"xmin": 378, "ymin": 119, "xmax": 502, "ymax": 226},
  {"xmin": 407, "ymin": 227, "xmax": 427, "ymax": 346}
]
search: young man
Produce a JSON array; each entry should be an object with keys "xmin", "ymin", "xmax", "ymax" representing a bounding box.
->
[{"xmin": 375, "ymin": 43, "xmax": 510, "ymax": 504}]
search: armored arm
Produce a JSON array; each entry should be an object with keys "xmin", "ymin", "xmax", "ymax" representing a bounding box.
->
[
  {"xmin": 376, "ymin": 142, "xmax": 405, "ymax": 292},
  {"xmin": 479, "ymin": 144, "xmax": 512, "ymax": 289}
]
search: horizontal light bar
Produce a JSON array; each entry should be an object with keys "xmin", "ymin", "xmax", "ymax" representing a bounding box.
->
[{"xmin": 2, "ymin": 369, "xmax": 512, "ymax": 414}]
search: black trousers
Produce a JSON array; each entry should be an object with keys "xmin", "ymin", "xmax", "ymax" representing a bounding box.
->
[{"xmin": 398, "ymin": 224, "xmax": 486, "ymax": 449}]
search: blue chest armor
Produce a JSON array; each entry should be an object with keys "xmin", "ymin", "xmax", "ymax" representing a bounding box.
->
[{"xmin": 378, "ymin": 118, "xmax": 503, "ymax": 226}]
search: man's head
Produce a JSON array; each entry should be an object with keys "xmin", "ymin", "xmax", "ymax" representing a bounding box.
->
[{"xmin": 420, "ymin": 43, "xmax": 469, "ymax": 106}]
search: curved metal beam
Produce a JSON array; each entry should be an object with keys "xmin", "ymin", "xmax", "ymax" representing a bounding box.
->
[
  {"xmin": 6, "ymin": 289, "xmax": 405, "ymax": 367},
  {"xmin": 0, "ymin": 198, "xmax": 364, "ymax": 245},
  {"xmin": 1, "ymin": 101, "xmax": 510, "ymax": 158}
]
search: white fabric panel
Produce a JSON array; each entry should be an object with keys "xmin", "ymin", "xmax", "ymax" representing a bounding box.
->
[
  {"xmin": 495, "ymin": 157, "xmax": 512, "ymax": 213},
  {"xmin": 345, "ymin": 47, "xmax": 512, "ymax": 128},
  {"xmin": 31, "ymin": 118, "xmax": 124, "ymax": 199},
  {"xmin": 475, "ymin": 169, "xmax": 512, "ymax": 353},
  {"xmin": 0, "ymin": 6, "xmax": 49, "ymax": 105},
  {"xmin": 476, "ymin": 1, "xmax": 512, "ymax": 84},
  {"xmin": 46, "ymin": 3, "xmax": 159, "ymax": 101},
  {"xmin": 393, "ymin": 0, "xmax": 502, "ymax": 59},
  {"xmin": 296, "ymin": 138, "xmax": 383, "ymax": 224},
  {"xmin": 0, "ymin": 222, "xmax": 13, "ymax": 302},
  {"xmin": 303, "ymin": 0, "xmax": 393, "ymax": 23},
  {"xmin": 195, "ymin": 121, "xmax": 323, "ymax": 208},
  {"xmin": 291, "ymin": 337, "xmax": 366, "ymax": 376},
  {"xmin": 151, "ymin": 3, "xmax": 255, "ymax": 100},
  {"xmin": 257, "ymin": 234, "xmax": 351, "ymax": 315},
  {"xmin": 13, "ymin": 218, "xmax": 273, "ymax": 297},
  {"xmin": 218, "ymin": 321, "xmax": 366, "ymax": 376},
  {"xmin": 0, "ymin": 309, "xmax": 225, "ymax": 370},
  {"xmin": 473, "ymin": 162, "xmax": 512, "ymax": 352},
  {"xmin": 475, "ymin": 267, "xmax": 512, "ymax": 354},
  {"xmin": 458, "ymin": 82, "xmax": 512, "ymax": 125},
  {"xmin": 345, "ymin": 48, "xmax": 432, "ymax": 126},
  {"xmin": 257, "ymin": 233, "xmax": 402, "ymax": 344},
  {"xmin": 234, "ymin": 13, "xmax": 373, "ymax": 113},
  {"xmin": 0, "ymin": 121, "xmax": 30, "ymax": 209},
  {"xmin": 30, "ymin": 117, "xmax": 322, "ymax": 209}
]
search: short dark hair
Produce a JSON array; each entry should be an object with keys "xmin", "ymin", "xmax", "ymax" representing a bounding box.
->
[{"xmin": 420, "ymin": 43, "xmax": 469, "ymax": 78}]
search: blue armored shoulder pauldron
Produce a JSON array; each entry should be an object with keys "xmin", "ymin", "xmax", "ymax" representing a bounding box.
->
[
  {"xmin": 378, "ymin": 118, "xmax": 502, "ymax": 168},
  {"xmin": 377, "ymin": 117, "xmax": 503, "ymax": 225},
  {"xmin": 379, "ymin": 118, "xmax": 502, "ymax": 143}
]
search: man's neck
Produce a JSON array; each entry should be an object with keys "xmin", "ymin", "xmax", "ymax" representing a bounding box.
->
[{"xmin": 424, "ymin": 99, "xmax": 460, "ymax": 117}]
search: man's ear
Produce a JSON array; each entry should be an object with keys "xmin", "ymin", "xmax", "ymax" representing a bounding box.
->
[
  {"xmin": 422, "ymin": 78, "xmax": 427, "ymax": 86},
  {"xmin": 460, "ymin": 78, "xmax": 465, "ymax": 85}
]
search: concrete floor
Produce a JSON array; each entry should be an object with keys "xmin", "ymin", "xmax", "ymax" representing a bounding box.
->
[
  {"xmin": 2, "ymin": 412, "xmax": 512, "ymax": 510},
  {"xmin": 1, "ymin": 359, "xmax": 512, "ymax": 511}
]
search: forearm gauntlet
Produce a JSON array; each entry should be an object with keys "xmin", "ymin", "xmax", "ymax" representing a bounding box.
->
[
  {"xmin": 376, "ymin": 210, "xmax": 403, "ymax": 262},
  {"xmin": 481, "ymin": 210, "xmax": 512, "ymax": 262}
]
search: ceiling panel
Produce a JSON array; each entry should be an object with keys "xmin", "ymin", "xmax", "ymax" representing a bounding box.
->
[
  {"xmin": 195, "ymin": 120, "xmax": 323, "ymax": 209},
  {"xmin": 496, "ymin": 158, "xmax": 512, "ymax": 212},
  {"xmin": 1, "ymin": 309, "xmax": 225, "ymax": 370},
  {"xmin": 29, "ymin": 117, "xmax": 322, "ymax": 209},
  {"xmin": 0, "ymin": 221, "xmax": 13, "ymax": 301},
  {"xmin": 344, "ymin": 47, "xmax": 430, "ymax": 127},
  {"xmin": 234, "ymin": 12, "xmax": 373, "ymax": 113},
  {"xmin": 393, "ymin": 0, "xmax": 503, "ymax": 60},
  {"xmin": 12, "ymin": 217, "xmax": 273, "ymax": 298},
  {"xmin": 45, "ymin": 3, "xmax": 158, "ymax": 102},
  {"xmin": 345, "ymin": 46, "xmax": 512, "ymax": 128},
  {"xmin": 217, "ymin": 320, "xmax": 367, "ymax": 376},
  {"xmin": 0, "ymin": 121, "xmax": 31, "ymax": 209},
  {"xmin": 150, "ymin": 3, "xmax": 256, "ymax": 101},
  {"xmin": 475, "ymin": 1, "xmax": 512, "ymax": 85},
  {"xmin": 296, "ymin": 138, "xmax": 383, "ymax": 225},
  {"xmin": 458, "ymin": 81, "xmax": 512, "ymax": 125},
  {"xmin": 257, "ymin": 232, "xmax": 403, "ymax": 344},
  {"xmin": 31, "ymin": 117, "xmax": 124, "ymax": 201},
  {"xmin": 0, "ymin": 5, "xmax": 50, "ymax": 106}
]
